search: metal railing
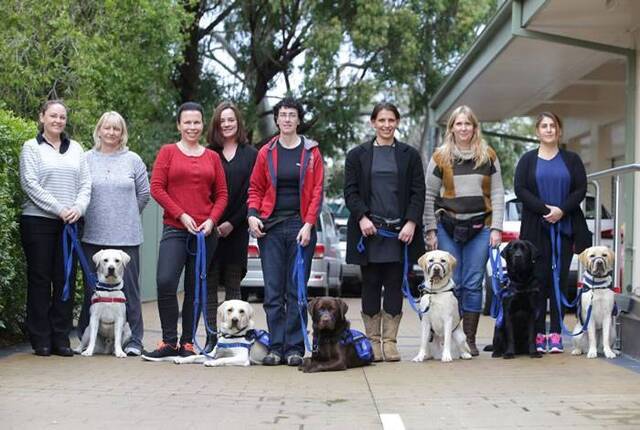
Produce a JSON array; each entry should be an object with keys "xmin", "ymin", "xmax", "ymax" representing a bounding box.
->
[{"xmin": 586, "ymin": 163, "xmax": 640, "ymax": 291}]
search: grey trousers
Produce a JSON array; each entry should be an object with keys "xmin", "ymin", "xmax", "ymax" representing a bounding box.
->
[{"xmin": 78, "ymin": 243, "xmax": 144, "ymax": 350}]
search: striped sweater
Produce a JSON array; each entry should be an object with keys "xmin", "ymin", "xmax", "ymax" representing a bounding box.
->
[
  {"xmin": 19, "ymin": 135, "xmax": 92, "ymax": 219},
  {"xmin": 423, "ymin": 147, "xmax": 504, "ymax": 232}
]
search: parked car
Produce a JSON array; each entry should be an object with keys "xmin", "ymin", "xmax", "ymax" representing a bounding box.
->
[
  {"xmin": 482, "ymin": 193, "xmax": 613, "ymax": 314},
  {"xmin": 240, "ymin": 206, "xmax": 343, "ymax": 301}
]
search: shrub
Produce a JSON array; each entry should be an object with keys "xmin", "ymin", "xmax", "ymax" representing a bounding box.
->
[{"xmin": 0, "ymin": 109, "xmax": 36, "ymax": 344}]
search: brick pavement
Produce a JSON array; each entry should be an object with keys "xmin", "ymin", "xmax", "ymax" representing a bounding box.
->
[{"xmin": 1, "ymin": 297, "xmax": 640, "ymax": 429}]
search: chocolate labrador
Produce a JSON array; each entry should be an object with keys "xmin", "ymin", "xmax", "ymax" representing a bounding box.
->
[
  {"xmin": 299, "ymin": 297, "xmax": 371, "ymax": 373},
  {"xmin": 491, "ymin": 240, "xmax": 542, "ymax": 359}
]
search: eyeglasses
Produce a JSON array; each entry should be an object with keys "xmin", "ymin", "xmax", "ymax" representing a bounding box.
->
[{"xmin": 278, "ymin": 112, "xmax": 298, "ymax": 119}]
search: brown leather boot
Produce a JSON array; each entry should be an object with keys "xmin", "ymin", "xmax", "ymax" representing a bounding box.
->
[
  {"xmin": 382, "ymin": 311, "xmax": 402, "ymax": 362},
  {"xmin": 361, "ymin": 312, "xmax": 383, "ymax": 362},
  {"xmin": 463, "ymin": 312, "xmax": 480, "ymax": 356}
]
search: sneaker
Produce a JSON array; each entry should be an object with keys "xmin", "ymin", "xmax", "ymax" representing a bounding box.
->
[
  {"xmin": 124, "ymin": 344, "xmax": 142, "ymax": 357},
  {"xmin": 178, "ymin": 342, "xmax": 196, "ymax": 358},
  {"xmin": 535, "ymin": 333, "xmax": 547, "ymax": 353},
  {"xmin": 548, "ymin": 333, "xmax": 564, "ymax": 353},
  {"xmin": 141, "ymin": 341, "xmax": 179, "ymax": 362},
  {"xmin": 286, "ymin": 353, "xmax": 303, "ymax": 366},
  {"xmin": 262, "ymin": 352, "xmax": 282, "ymax": 366}
]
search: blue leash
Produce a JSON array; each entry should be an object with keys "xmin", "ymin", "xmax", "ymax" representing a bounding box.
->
[
  {"xmin": 357, "ymin": 229, "xmax": 422, "ymax": 318},
  {"xmin": 549, "ymin": 224, "xmax": 589, "ymax": 336},
  {"xmin": 293, "ymin": 244, "xmax": 312, "ymax": 352},
  {"xmin": 488, "ymin": 245, "xmax": 508, "ymax": 328},
  {"xmin": 62, "ymin": 223, "xmax": 98, "ymax": 302},
  {"xmin": 189, "ymin": 231, "xmax": 213, "ymax": 353}
]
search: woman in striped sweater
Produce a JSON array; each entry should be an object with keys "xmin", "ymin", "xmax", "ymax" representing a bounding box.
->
[
  {"xmin": 19, "ymin": 100, "xmax": 92, "ymax": 357},
  {"xmin": 423, "ymin": 105, "xmax": 504, "ymax": 356}
]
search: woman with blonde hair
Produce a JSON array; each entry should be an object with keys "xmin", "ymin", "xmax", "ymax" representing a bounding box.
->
[
  {"xmin": 78, "ymin": 111, "xmax": 150, "ymax": 356},
  {"xmin": 423, "ymin": 105, "xmax": 504, "ymax": 356}
]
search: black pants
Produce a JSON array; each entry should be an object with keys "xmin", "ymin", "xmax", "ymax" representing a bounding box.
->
[
  {"xmin": 360, "ymin": 262, "xmax": 403, "ymax": 316},
  {"xmin": 156, "ymin": 226, "xmax": 216, "ymax": 345},
  {"xmin": 205, "ymin": 263, "xmax": 246, "ymax": 329},
  {"xmin": 78, "ymin": 243, "xmax": 144, "ymax": 349},
  {"xmin": 20, "ymin": 216, "xmax": 77, "ymax": 349},
  {"xmin": 534, "ymin": 233, "xmax": 573, "ymax": 334}
]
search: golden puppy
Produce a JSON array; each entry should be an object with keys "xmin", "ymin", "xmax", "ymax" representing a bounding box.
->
[
  {"xmin": 412, "ymin": 250, "xmax": 471, "ymax": 363},
  {"xmin": 572, "ymin": 246, "xmax": 617, "ymax": 359}
]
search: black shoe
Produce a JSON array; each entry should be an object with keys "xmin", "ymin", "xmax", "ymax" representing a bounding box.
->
[
  {"xmin": 286, "ymin": 354, "xmax": 303, "ymax": 366},
  {"xmin": 52, "ymin": 346, "xmax": 74, "ymax": 357},
  {"xmin": 203, "ymin": 333, "xmax": 218, "ymax": 354},
  {"xmin": 178, "ymin": 342, "xmax": 196, "ymax": 358},
  {"xmin": 141, "ymin": 341, "xmax": 179, "ymax": 362},
  {"xmin": 263, "ymin": 352, "xmax": 282, "ymax": 366},
  {"xmin": 34, "ymin": 347, "xmax": 51, "ymax": 357}
]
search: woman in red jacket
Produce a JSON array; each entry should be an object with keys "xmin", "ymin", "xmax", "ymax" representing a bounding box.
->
[
  {"xmin": 247, "ymin": 97, "xmax": 324, "ymax": 366},
  {"xmin": 143, "ymin": 102, "xmax": 228, "ymax": 361}
]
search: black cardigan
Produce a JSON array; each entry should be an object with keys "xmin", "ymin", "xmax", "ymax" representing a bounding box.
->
[
  {"xmin": 514, "ymin": 148, "xmax": 592, "ymax": 254},
  {"xmin": 343, "ymin": 139, "xmax": 426, "ymax": 265}
]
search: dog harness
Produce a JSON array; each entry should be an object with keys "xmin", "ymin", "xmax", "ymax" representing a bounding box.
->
[
  {"xmin": 417, "ymin": 279, "xmax": 456, "ymax": 314},
  {"xmin": 215, "ymin": 329, "xmax": 271, "ymax": 351},
  {"xmin": 312, "ymin": 329, "xmax": 373, "ymax": 363},
  {"xmin": 91, "ymin": 296, "xmax": 127, "ymax": 305},
  {"xmin": 576, "ymin": 272, "xmax": 618, "ymax": 327}
]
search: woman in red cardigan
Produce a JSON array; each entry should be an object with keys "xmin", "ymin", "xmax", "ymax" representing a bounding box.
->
[{"xmin": 143, "ymin": 102, "xmax": 228, "ymax": 361}]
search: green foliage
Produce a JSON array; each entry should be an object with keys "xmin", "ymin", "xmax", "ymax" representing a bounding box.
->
[
  {"xmin": 0, "ymin": 0, "xmax": 190, "ymax": 165},
  {"xmin": 0, "ymin": 109, "xmax": 36, "ymax": 342}
]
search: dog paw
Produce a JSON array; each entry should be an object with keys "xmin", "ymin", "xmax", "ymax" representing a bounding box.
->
[
  {"xmin": 529, "ymin": 352, "xmax": 542, "ymax": 359},
  {"xmin": 81, "ymin": 350, "xmax": 93, "ymax": 357},
  {"xmin": 491, "ymin": 351, "xmax": 502, "ymax": 358},
  {"xmin": 115, "ymin": 350, "xmax": 127, "ymax": 358},
  {"xmin": 412, "ymin": 353, "xmax": 426, "ymax": 362},
  {"xmin": 441, "ymin": 352, "xmax": 453, "ymax": 363},
  {"xmin": 460, "ymin": 352, "xmax": 472, "ymax": 360},
  {"xmin": 571, "ymin": 349, "xmax": 582, "ymax": 356},
  {"xmin": 204, "ymin": 360, "xmax": 219, "ymax": 367},
  {"xmin": 604, "ymin": 349, "xmax": 617, "ymax": 359},
  {"xmin": 503, "ymin": 352, "xmax": 515, "ymax": 359},
  {"xmin": 586, "ymin": 350, "xmax": 598, "ymax": 359}
]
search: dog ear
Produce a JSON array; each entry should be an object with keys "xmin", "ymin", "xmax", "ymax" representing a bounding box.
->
[
  {"xmin": 446, "ymin": 253, "xmax": 457, "ymax": 271},
  {"xmin": 217, "ymin": 302, "xmax": 227, "ymax": 325},
  {"xmin": 307, "ymin": 297, "xmax": 319, "ymax": 317},
  {"xmin": 246, "ymin": 302, "xmax": 254, "ymax": 319},
  {"xmin": 338, "ymin": 298, "xmax": 348, "ymax": 320},
  {"xmin": 417, "ymin": 253, "xmax": 429, "ymax": 271},
  {"xmin": 118, "ymin": 250, "xmax": 131, "ymax": 266},
  {"xmin": 524, "ymin": 241, "xmax": 539, "ymax": 262},
  {"xmin": 92, "ymin": 249, "xmax": 105, "ymax": 266},
  {"xmin": 500, "ymin": 242, "xmax": 512, "ymax": 260},
  {"xmin": 578, "ymin": 248, "xmax": 590, "ymax": 267}
]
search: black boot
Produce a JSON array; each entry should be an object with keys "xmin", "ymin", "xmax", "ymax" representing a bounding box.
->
[{"xmin": 203, "ymin": 333, "xmax": 218, "ymax": 354}]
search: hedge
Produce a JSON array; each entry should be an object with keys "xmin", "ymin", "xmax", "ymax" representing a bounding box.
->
[{"xmin": 0, "ymin": 109, "xmax": 36, "ymax": 344}]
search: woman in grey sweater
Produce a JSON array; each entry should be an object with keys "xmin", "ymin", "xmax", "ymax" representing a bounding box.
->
[
  {"xmin": 19, "ymin": 100, "xmax": 91, "ymax": 357},
  {"xmin": 78, "ymin": 111, "xmax": 150, "ymax": 356}
]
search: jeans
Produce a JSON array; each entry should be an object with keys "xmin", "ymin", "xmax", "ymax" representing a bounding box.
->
[
  {"xmin": 156, "ymin": 226, "xmax": 217, "ymax": 345},
  {"xmin": 258, "ymin": 217, "xmax": 316, "ymax": 358},
  {"xmin": 436, "ymin": 224, "xmax": 490, "ymax": 313},
  {"xmin": 78, "ymin": 243, "xmax": 144, "ymax": 350}
]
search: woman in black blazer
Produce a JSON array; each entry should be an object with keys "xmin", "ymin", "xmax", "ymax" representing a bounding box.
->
[
  {"xmin": 514, "ymin": 112, "xmax": 591, "ymax": 355},
  {"xmin": 344, "ymin": 102, "xmax": 425, "ymax": 362}
]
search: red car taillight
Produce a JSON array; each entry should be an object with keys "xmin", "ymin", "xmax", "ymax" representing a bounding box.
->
[
  {"xmin": 501, "ymin": 230, "xmax": 519, "ymax": 242},
  {"xmin": 313, "ymin": 244, "xmax": 325, "ymax": 259},
  {"xmin": 247, "ymin": 244, "xmax": 260, "ymax": 258},
  {"xmin": 601, "ymin": 229, "xmax": 613, "ymax": 239}
]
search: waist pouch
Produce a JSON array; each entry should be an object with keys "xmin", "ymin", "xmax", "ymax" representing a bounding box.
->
[
  {"xmin": 341, "ymin": 329, "xmax": 373, "ymax": 362},
  {"xmin": 369, "ymin": 214, "xmax": 402, "ymax": 232},
  {"xmin": 440, "ymin": 212, "xmax": 486, "ymax": 243}
]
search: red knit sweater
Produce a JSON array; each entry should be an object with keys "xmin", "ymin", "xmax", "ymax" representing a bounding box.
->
[{"xmin": 150, "ymin": 143, "xmax": 228, "ymax": 229}]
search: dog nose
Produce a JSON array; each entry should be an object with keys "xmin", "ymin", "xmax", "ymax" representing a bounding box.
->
[
  {"xmin": 107, "ymin": 266, "xmax": 115, "ymax": 275},
  {"xmin": 232, "ymin": 317, "xmax": 238, "ymax": 324}
]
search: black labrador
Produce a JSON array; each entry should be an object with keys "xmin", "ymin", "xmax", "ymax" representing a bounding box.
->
[
  {"xmin": 491, "ymin": 240, "xmax": 542, "ymax": 359},
  {"xmin": 299, "ymin": 297, "xmax": 370, "ymax": 373}
]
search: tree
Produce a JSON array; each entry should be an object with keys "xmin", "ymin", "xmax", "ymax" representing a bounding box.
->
[{"xmin": 0, "ymin": 0, "xmax": 188, "ymax": 162}]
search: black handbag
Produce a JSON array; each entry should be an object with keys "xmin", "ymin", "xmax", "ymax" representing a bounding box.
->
[{"xmin": 440, "ymin": 212, "xmax": 487, "ymax": 243}]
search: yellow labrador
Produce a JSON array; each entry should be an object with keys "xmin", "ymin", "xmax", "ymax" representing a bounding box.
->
[
  {"xmin": 571, "ymin": 246, "xmax": 618, "ymax": 359},
  {"xmin": 412, "ymin": 250, "xmax": 472, "ymax": 363}
]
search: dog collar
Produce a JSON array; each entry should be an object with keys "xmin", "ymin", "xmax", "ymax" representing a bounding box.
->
[
  {"xmin": 582, "ymin": 273, "xmax": 613, "ymax": 291},
  {"xmin": 419, "ymin": 279, "xmax": 456, "ymax": 295},
  {"xmin": 91, "ymin": 296, "xmax": 126, "ymax": 304},
  {"xmin": 95, "ymin": 281, "xmax": 123, "ymax": 291}
]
